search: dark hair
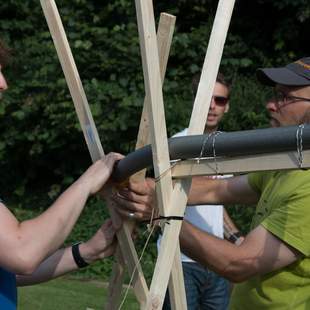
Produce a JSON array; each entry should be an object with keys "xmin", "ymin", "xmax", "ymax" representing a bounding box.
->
[
  {"xmin": 191, "ymin": 72, "xmax": 231, "ymax": 97},
  {"xmin": 0, "ymin": 40, "xmax": 11, "ymax": 67}
]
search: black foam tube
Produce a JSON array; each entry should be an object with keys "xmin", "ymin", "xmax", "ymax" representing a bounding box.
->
[{"xmin": 112, "ymin": 125, "xmax": 310, "ymax": 182}]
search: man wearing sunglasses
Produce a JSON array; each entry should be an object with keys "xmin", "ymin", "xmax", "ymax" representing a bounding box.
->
[
  {"xmin": 160, "ymin": 73, "xmax": 241, "ymax": 310},
  {"xmin": 114, "ymin": 57, "xmax": 310, "ymax": 309}
]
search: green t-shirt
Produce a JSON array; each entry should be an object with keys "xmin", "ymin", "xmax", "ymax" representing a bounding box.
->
[{"xmin": 230, "ymin": 170, "xmax": 310, "ymax": 310}]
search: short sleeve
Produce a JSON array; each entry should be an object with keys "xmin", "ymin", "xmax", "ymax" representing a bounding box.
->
[
  {"xmin": 248, "ymin": 172, "xmax": 265, "ymax": 194},
  {"xmin": 262, "ymin": 183, "xmax": 310, "ymax": 256}
]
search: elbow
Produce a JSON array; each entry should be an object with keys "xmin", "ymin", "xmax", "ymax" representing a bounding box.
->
[
  {"xmin": 16, "ymin": 264, "xmax": 37, "ymax": 276},
  {"xmin": 223, "ymin": 270, "xmax": 250, "ymax": 283},
  {"xmin": 194, "ymin": 256, "xmax": 250, "ymax": 283},
  {"xmin": 219, "ymin": 259, "xmax": 256, "ymax": 283},
  {"xmin": 9, "ymin": 249, "xmax": 41, "ymax": 275},
  {"xmin": 198, "ymin": 260, "xmax": 252, "ymax": 283},
  {"xmin": 13, "ymin": 260, "xmax": 37, "ymax": 276}
]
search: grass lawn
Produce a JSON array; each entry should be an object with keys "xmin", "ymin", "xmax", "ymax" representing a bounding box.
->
[{"xmin": 18, "ymin": 277, "xmax": 139, "ymax": 310}]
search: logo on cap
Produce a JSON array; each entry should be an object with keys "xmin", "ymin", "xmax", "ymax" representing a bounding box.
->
[{"xmin": 295, "ymin": 60, "xmax": 310, "ymax": 70}]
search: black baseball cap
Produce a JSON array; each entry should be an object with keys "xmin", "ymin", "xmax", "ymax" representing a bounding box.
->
[{"xmin": 256, "ymin": 57, "xmax": 310, "ymax": 87}]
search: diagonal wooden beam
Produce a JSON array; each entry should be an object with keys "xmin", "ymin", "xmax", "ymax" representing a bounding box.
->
[
  {"xmin": 145, "ymin": 0, "xmax": 237, "ymax": 308},
  {"xmin": 106, "ymin": 12, "xmax": 177, "ymax": 310},
  {"xmin": 134, "ymin": 0, "xmax": 187, "ymax": 309},
  {"xmin": 39, "ymin": 0, "xmax": 148, "ymax": 306}
]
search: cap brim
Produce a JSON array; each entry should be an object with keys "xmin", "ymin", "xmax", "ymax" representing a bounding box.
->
[{"xmin": 256, "ymin": 67, "xmax": 310, "ymax": 86}]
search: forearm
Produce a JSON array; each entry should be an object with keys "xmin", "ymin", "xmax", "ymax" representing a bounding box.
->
[
  {"xmin": 8, "ymin": 178, "xmax": 91, "ymax": 274},
  {"xmin": 180, "ymin": 221, "xmax": 255, "ymax": 283},
  {"xmin": 0, "ymin": 154, "xmax": 121, "ymax": 275},
  {"xmin": 16, "ymin": 220, "xmax": 117, "ymax": 286},
  {"xmin": 180, "ymin": 221, "xmax": 302, "ymax": 283},
  {"xmin": 188, "ymin": 177, "xmax": 226, "ymax": 205},
  {"xmin": 188, "ymin": 175, "xmax": 259, "ymax": 206}
]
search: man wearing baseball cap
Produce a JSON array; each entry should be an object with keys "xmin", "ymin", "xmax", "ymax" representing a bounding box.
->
[
  {"xmin": 114, "ymin": 57, "xmax": 310, "ymax": 309},
  {"xmin": 257, "ymin": 57, "xmax": 310, "ymax": 128}
]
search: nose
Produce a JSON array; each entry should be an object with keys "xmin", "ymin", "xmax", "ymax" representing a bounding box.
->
[
  {"xmin": 0, "ymin": 71, "xmax": 8, "ymax": 91},
  {"xmin": 210, "ymin": 97, "xmax": 216, "ymax": 110},
  {"xmin": 265, "ymin": 99, "xmax": 278, "ymax": 113}
]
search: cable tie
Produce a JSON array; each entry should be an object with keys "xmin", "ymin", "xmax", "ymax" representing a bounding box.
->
[{"xmin": 142, "ymin": 215, "xmax": 184, "ymax": 224}]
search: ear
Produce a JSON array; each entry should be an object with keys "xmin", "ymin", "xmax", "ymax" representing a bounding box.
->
[{"xmin": 224, "ymin": 102, "xmax": 230, "ymax": 113}]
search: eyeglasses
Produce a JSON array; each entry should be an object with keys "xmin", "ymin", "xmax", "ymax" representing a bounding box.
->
[
  {"xmin": 212, "ymin": 96, "xmax": 229, "ymax": 106},
  {"xmin": 274, "ymin": 90, "xmax": 310, "ymax": 107}
]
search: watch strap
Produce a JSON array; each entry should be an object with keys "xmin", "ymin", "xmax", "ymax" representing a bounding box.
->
[{"xmin": 72, "ymin": 242, "xmax": 89, "ymax": 268}]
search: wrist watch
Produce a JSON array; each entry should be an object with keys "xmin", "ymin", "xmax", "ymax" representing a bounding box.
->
[
  {"xmin": 72, "ymin": 242, "xmax": 89, "ymax": 268},
  {"xmin": 228, "ymin": 231, "xmax": 243, "ymax": 244}
]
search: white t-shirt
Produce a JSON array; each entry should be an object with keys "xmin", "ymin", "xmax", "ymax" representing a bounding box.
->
[{"xmin": 157, "ymin": 128, "xmax": 226, "ymax": 262}]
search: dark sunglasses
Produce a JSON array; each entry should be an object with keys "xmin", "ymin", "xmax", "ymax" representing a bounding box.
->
[{"xmin": 212, "ymin": 96, "xmax": 229, "ymax": 106}]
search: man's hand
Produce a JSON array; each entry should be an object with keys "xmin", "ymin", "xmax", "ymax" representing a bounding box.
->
[{"xmin": 111, "ymin": 178, "xmax": 156, "ymax": 221}]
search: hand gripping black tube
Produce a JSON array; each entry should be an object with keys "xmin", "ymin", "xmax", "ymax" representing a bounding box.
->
[{"xmin": 112, "ymin": 125, "xmax": 310, "ymax": 182}]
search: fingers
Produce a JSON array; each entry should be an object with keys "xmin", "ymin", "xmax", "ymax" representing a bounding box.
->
[
  {"xmin": 85, "ymin": 152, "xmax": 124, "ymax": 195},
  {"xmin": 111, "ymin": 178, "xmax": 155, "ymax": 210},
  {"xmin": 93, "ymin": 220, "xmax": 118, "ymax": 259},
  {"xmin": 106, "ymin": 202, "xmax": 123, "ymax": 230},
  {"xmin": 116, "ymin": 188, "xmax": 151, "ymax": 206},
  {"xmin": 111, "ymin": 192, "xmax": 154, "ymax": 221},
  {"xmin": 81, "ymin": 212, "xmax": 138, "ymax": 263},
  {"xmin": 103, "ymin": 152, "xmax": 124, "ymax": 169},
  {"xmin": 99, "ymin": 240, "xmax": 118, "ymax": 258},
  {"xmin": 127, "ymin": 177, "xmax": 155, "ymax": 196},
  {"xmin": 98, "ymin": 219, "xmax": 117, "ymax": 246},
  {"xmin": 114, "ymin": 207, "xmax": 151, "ymax": 221},
  {"xmin": 96, "ymin": 152, "xmax": 124, "ymax": 178}
]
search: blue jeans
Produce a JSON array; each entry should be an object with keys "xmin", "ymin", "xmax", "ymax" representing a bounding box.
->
[{"xmin": 163, "ymin": 262, "xmax": 230, "ymax": 310}]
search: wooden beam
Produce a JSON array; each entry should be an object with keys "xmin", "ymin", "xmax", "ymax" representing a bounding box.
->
[
  {"xmin": 171, "ymin": 150, "xmax": 310, "ymax": 178},
  {"xmin": 40, "ymin": 0, "xmax": 103, "ymax": 162},
  {"xmin": 188, "ymin": 1, "xmax": 235, "ymax": 135},
  {"xmin": 134, "ymin": 0, "xmax": 173, "ymax": 214},
  {"xmin": 134, "ymin": 0, "xmax": 187, "ymax": 309},
  {"xmin": 146, "ymin": 0, "xmax": 236, "ymax": 308},
  {"xmin": 106, "ymin": 12, "xmax": 176, "ymax": 309},
  {"xmin": 39, "ymin": 0, "xmax": 148, "ymax": 306}
]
